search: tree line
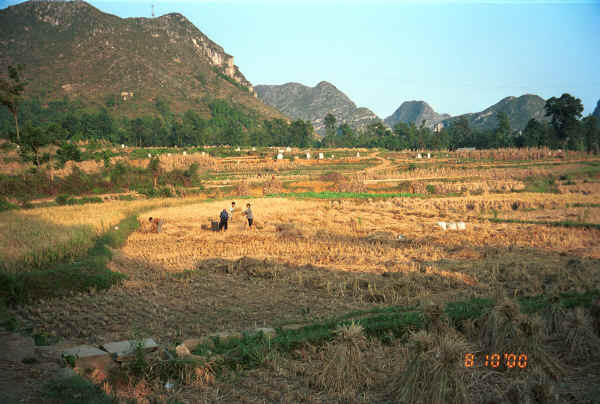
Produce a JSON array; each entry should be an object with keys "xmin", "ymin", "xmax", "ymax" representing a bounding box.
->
[
  {"xmin": 1, "ymin": 62, "xmax": 598, "ymax": 153},
  {"xmin": 321, "ymin": 94, "xmax": 599, "ymax": 153}
]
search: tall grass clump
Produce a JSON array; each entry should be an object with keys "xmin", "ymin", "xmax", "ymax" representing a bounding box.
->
[
  {"xmin": 388, "ymin": 329, "xmax": 472, "ymax": 404},
  {"xmin": 312, "ymin": 322, "xmax": 374, "ymax": 397}
]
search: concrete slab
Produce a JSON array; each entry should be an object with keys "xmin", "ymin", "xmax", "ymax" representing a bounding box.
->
[
  {"xmin": 62, "ymin": 345, "xmax": 107, "ymax": 359},
  {"xmin": 61, "ymin": 345, "xmax": 114, "ymax": 372},
  {"xmin": 101, "ymin": 338, "xmax": 158, "ymax": 360}
]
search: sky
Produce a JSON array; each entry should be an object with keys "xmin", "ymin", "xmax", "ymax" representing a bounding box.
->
[{"xmin": 1, "ymin": 0, "xmax": 599, "ymax": 118}]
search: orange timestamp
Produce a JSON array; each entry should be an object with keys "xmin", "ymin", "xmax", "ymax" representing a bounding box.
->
[{"xmin": 464, "ymin": 352, "xmax": 528, "ymax": 368}]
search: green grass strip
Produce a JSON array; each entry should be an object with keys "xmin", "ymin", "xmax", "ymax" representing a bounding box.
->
[
  {"xmin": 190, "ymin": 289, "xmax": 599, "ymax": 371},
  {"xmin": 265, "ymin": 191, "xmax": 425, "ymax": 199},
  {"xmin": 0, "ymin": 215, "xmax": 141, "ymax": 305},
  {"xmin": 488, "ymin": 217, "xmax": 600, "ymax": 230}
]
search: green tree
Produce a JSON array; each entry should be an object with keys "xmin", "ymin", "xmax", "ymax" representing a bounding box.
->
[
  {"xmin": 0, "ymin": 65, "xmax": 28, "ymax": 142},
  {"xmin": 147, "ymin": 156, "xmax": 162, "ymax": 189},
  {"xmin": 324, "ymin": 113, "xmax": 336, "ymax": 137},
  {"xmin": 55, "ymin": 142, "xmax": 82, "ymax": 167},
  {"xmin": 18, "ymin": 124, "xmax": 51, "ymax": 166},
  {"xmin": 544, "ymin": 93, "xmax": 583, "ymax": 148},
  {"xmin": 493, "ymin": 111, "xmax": 511, "ymax": 148}
]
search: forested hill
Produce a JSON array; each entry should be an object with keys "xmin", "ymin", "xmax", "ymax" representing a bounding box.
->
[
  {"xmin": 440, "ymin": 94, "xmax": 549, "ymax": 131},
  {"xmin": 594, "ymin": 100, "xmax": 600, "ymax": 120},
  {"xmin": 254, "ymin": 81, "xmax": 380, "ymax": 135},
  {"xmin": 0, "ymin": 0, "xmax": 284, "ymax": 121}
]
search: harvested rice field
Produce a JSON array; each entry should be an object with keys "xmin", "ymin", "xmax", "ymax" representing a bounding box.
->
[{"xmin": 2, "ymin": 150, "xmax": 600, "ymax": 403}]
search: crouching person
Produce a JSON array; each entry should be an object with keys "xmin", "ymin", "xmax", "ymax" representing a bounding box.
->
[{"xmin": 149, "ymin": 217, "xmax": 164, "ymax": 233}]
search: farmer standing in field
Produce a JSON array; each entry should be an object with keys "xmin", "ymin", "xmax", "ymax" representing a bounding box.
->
[
  {"xmin": 242, "ymin": 203, "xmax": 253, "ymax": 228},
  {"xmin": 229, "ymin": 201, "xmax": 236, "ymax": 222},
  {"xmin": 219, "ymin": 208, "xmax": 229, "ymax": 231},
  {"xmin": 148, "ymin": 217, "xmax": 164, "ymax": 233}
]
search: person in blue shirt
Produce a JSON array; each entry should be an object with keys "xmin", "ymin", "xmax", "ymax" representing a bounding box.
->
[{"xmin": 219, "ymin": 208, "xmax": 229, "ymax": 231}]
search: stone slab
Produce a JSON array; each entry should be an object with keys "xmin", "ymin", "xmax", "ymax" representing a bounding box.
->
[
  {"xmin": 101, "ymin": 338, "xmax": 158, "ymax": 360},
  {"xmin": 61, "ymin": 345, "xmax": 114, "ymax": 372},
  {"xmin": 62, "ymin": 345, "xmax": 107, "ymax": 359}
]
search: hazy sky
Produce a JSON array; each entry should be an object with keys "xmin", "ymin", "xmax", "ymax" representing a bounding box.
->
[{"xmin": 2, "ymin": 0, "xmax": 599, "ymax": 118}]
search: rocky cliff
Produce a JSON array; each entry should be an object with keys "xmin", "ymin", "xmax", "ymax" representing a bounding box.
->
[
  {"xmin": 254, "ymin": 81, "xmax": 380, "ymax": 135},
  {"xmin": 384, "ymin": 101, "xmax": 449, "ymax": 128},
  {"xmin": 441, "ymin": 94, "xmax": 549, "ymax": 131},
  {"xmin": 0, "ymin": 0, "xmax": 284, "ymax": 119}
]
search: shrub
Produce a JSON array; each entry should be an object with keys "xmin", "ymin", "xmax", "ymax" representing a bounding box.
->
[
  {"xmin": 0, "ymin": 197, "xmax": 18, "ymax": 212},
  {"xmin": 55, "ymin": 195, "xmax": 69, "ymax": 205}
]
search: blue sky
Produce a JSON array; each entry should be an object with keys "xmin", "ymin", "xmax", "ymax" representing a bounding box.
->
[{"xmin": 2, "ymin": 0, "xmax": 599, "ymax": 118}]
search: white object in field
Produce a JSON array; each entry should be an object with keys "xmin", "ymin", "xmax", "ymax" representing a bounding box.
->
[
  {"xmin": 447, "ymin": 222, "xmax": 458, "ymax": 230},
  {"xmin": 277, "ymin": 153, "xmax": 283, "ymax": 160},
  {"xmin": 286, "ymin": 146, "xmax": 291, "ymax": 152},
  {"xmin": 167, "ymin": 153, "xmax": 171, "ymax": 156},
  {"xmin": 357, "ymin": 152, "xmax": 360, "ymax": 157},
  {"xmin": 294, "ymin": 156, "xmax": 299, "ymax": 160},
  {"xmin": 165, "ymin": 382, "xmax": 174, "ymax": 391},
  {"xmin": 252, "ymin": 147, "xmax": 256, "ymax": 151},
  {"xmin": 121, "ymin": 144, "xmax": 125, "ymax": 149},
  {"xmin": 279, "ymin": 149, "xmax": 284, "ymax": 154},
  {"xmin": 397, "ymin": 234, "xmax": 405, "ymax": 240},
  {"xmin": 306, "ymin": 152, "xmax": 311, "ymax": 159},
  {"xmin": 201, "ymin": 151, "xmax": 205, "ymax": 156},
  {"xmin": 236, "ymin": 147, "xmax": 240, "ymax": 151},
  {"xmin": 319, "ymin": 152, "xmax": 324, "ymax": 159},
  {"xmin": 114, "ymin": 226, "xmax": 119, "ymax": 230},
  {"xmin": 437, "ymin": 221, "xmax": 447, "ymax": 231},
  {"xmin": 417, "ymin": 153, "xmax": 422, "ymax": 159},
  {"xmin": 457, "ymin": 222, "xmax": 466, "ymax": 230},
  {"xmin": 183, "ymin": 151, "xmax": 187, "ymax": 155},
  {"xmin": 427, "ymin": 153, "xmax": 431, "ymax": 158},
  {"xmin": 331, "ymin": 154, "xmax": 334, "ymax": 159},
  {"xmin": 147, "ymin": 153, "xmax": 152, "ymax": 158}
]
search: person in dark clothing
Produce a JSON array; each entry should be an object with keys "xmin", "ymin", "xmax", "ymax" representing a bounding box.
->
[{"xmin": 219, "ymin": 208, "xmax": 229, "ymax": 231}]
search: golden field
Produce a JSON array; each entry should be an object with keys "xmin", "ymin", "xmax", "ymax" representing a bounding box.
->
[{"xmin": 2, "ymin": 149, "xmax": 600, "ymax": 403}]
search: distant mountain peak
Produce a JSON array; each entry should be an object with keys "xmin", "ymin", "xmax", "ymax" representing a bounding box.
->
[
  {"xmin": 384, "ymin": 101, "xmax": 449, "ymax": 128},
  {"xmin": 441, "ymin": 94, "xmax": 548, "ymax": 131},
  {"xmin": 255, "ymin": 81, "xmax": 380, "ymax": 135}
]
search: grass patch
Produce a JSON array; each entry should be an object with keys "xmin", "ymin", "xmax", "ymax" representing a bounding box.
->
[
  {"xmin": 521, "ymin": 175, "xmax": 560, "ymax": 194},
  {"xmin": 0, "ymin": 196, "xmax": 19, "ymax": 212},
  {"xmin": 190, "ymin": 290, "xmax": 599, "ymax": 372},
  {"xmin": 42, "ymin": 375, "xmax": 118, "ymax": 404},
  {"xmin": 266, "ymin": 191, "xmax": 424, "ymax": 199},
  {"xmin": 488, "ymin": 217, "xmax": 600, "ymax": 230},
  {"xmin": 0, "ymin": 214, "xmax": 140, "ymax": 305},
  {"xmin": 567, "ymin": 203, "xmax": 600, "ymax": 208}
]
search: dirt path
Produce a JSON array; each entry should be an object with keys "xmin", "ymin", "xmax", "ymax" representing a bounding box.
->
[{"xmin": 363, "ymin": 152, "xmax": 394, "ymax": 176}]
